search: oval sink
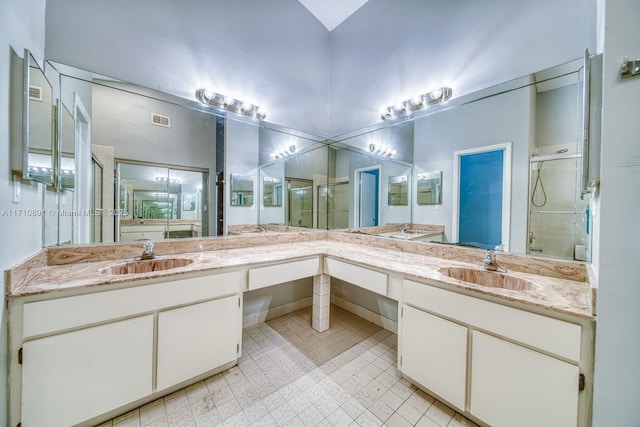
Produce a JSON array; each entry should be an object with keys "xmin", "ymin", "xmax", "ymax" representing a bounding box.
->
[
  {"xmin": 100, "ymin": 258, "xmax": 194, "ymax": 275},
  {"xmin": 439, "ymin": 267, "xmax": 536, "ymax": 291}
]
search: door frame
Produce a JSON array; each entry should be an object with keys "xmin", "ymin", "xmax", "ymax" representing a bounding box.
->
[
  {"xmin": 354, "ymin": 165, "xmax": 381, "ymax": 228},
  {"xmin": 73, "ymin": 93, "xmax": 91, "ymax": 245},
  {"xmin": 451, "ymin": 142, "xmax": 512, "ymax": 251}
]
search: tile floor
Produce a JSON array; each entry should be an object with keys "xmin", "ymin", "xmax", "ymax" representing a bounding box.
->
[{"xmin": 100, "ymin": 305, "xmax": 479, "ymax": 427}]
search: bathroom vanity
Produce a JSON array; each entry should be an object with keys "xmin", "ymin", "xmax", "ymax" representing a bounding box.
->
[{"xmin": 5, "ymin": 230, "xmax": 594, "ymax": 427}]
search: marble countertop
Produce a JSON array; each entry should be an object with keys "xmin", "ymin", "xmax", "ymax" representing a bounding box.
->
[
  {"xmin": 6, "ymin": 233, "xmax": 593, "ymax": 320},
  {"xmin": 377, "ymin": 230, "xmax": 442, "ymax": 240}
]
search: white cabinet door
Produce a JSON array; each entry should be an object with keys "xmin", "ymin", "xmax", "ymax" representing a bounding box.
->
[
  {"xmin": 400, "ymin": 305, "xmax": 468, "ymax": 409},
  {"xmin": 470, "ymin": 331, "xmax": 579, "ymax": 427},
  {"xmin": 157, "ymin": 295, "xmax": 239, "ymax": 390},
  {"xmin": 21, "ymin": 315, "xmax": 154, "ymax": 427}
]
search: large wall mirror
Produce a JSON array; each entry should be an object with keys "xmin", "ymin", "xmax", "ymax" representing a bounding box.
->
[
  {"xmin": 326, "ymin": 122, "xmax": 414, "ymax": 229},
  {"xmin": 10, "ymin": 49, "xmax": 55, "ymax": 185},
  {"xmin": 30, "ymin": 52, "xmax": 600, "ymax": 262},
  {"xmin": 117, "ymin": 162, "xmax": 208, "ymax": 241},
  {"xmin": 257, "ymin": 126, "xmax": 328, "ymax": 228},
  {"xmin": 416, "ymin": 171, "xmax": 442, "ymax": 205}
]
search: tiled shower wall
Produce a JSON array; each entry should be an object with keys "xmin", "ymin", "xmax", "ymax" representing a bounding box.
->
[{"xmin": 529, "ymin": 156, "xmax": 589, "ymax": 260}]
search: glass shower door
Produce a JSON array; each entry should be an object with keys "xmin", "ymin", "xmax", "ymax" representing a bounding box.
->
[{"xmin": 528, "ymin": 155, "xmax": 590, "ymax": 260}]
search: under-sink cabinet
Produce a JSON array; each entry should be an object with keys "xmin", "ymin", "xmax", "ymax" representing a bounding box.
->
[
  {"xmin": 400, "ymin": 279, "xmax": 592, "ymax": 427},
  {"xmin": 470, "ymin": 330, "xmax": 579, "ymax": 427},
  {"xmin": 400, "ymin": 305, "xmax": 467, "ymax": 409},
  {"xmin": 157, "ymin": 295, "xmax": 240, "ymax": 390},
  {"xmin": 21, "ymin": 315, "xmax": 154, "ymax": 427},
  {"xmin": 10, "ymin": 270, "xmax": 242, "ymax": 427}
]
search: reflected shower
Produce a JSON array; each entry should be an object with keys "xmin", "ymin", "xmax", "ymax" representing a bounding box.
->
[{"xmin": 531, "ymin": 149, "xmax": 569, "ymax": 207}]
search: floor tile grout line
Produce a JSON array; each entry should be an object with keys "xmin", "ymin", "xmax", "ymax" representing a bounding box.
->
[{"xmin": 107, "ymin": 304, "xmax": 477, "ymax": 427}]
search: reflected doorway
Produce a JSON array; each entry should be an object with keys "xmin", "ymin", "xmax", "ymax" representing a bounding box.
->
[
  {"xmin": 91, "ymin": 156, "xmax": 103, "ymax": 243},
  {"xmin": 116, "ymin": 162, "xmax": 208, "ymax": 242},
  {"xmin": 286, "ymin": 178, "xmax": 313, "ymax": 228},
  {"xmin": 453, "ymin": 143, "xmax": 512, "ymax": 250},
  {"xmin": 355, "ymin": 166, "xmax": 380, "ymax": 228}
]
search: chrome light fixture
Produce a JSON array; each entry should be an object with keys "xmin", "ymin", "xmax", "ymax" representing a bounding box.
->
[
  {"xmin": 381, "ymin": 87, "xmax": 452, "ymax": 121},
  {"xmin": 272, "ymin": 144, "xmax": 297, "ymax": 159},
  {"xmin": 196, "ymin": 89, "xmax": 266, "ymax": 120},
  {"xmin": 368, "ymin": 143, "xmax": 396, "ymax": 157},
  {"xmin": 155, "ymin": 176, "xmax": 181, "ymax": 184}
]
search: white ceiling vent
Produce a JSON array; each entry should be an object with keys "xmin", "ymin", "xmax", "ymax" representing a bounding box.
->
[
  {"xmin": 151, "ymin": 113, "xmax": 171, "ymax": 128},
  {"xmin": 29, "ymin": 86, "xmax": 43, "ymax": 102}
]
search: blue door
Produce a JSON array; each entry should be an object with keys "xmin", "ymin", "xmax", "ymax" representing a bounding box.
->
[
  {"xmin": 359, "ymin": 169, "xmax": 379, "ymax": 227},
  {"xmin": 458, "ymin": 150, "xmax": 504, "ymax": 249}
]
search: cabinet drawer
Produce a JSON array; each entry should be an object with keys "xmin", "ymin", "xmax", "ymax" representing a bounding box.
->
[
  {"xmin": 403, "ymin": 279, "xmax": 581, "ymax": 362},
  {"xmin": 23, "ymin": 271, "xmax": 241, "ymax": 338},
  {"xmin": 248, "ymin": 257, "xmax": 321, "ymax": 290},
  {"xmin": 324, "ymin": 258, "xmax": 387, "ymax": 296}
]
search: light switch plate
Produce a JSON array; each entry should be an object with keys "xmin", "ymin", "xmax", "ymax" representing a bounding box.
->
[{"xmin": 12, "ymin": 175, "xmax": 20, "ymax": 204}]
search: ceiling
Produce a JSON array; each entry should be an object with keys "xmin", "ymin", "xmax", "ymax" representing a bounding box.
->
[{"xmin": 298, "ymin": 0, "xmax": 370, "ymax": 31}]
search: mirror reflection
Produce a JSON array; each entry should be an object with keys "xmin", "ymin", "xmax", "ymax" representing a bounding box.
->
[
  {"xmin": 117, "ymin": 162, "xmax": 207, "ymax": 241},
  {"xmin": 230, "ymin": 175, "xmax": 254, "ymax": 206},
  {"xmin": 388, "ymin": 175, "xmax": 408, "ymax": 206},
  {"xmin": 327, "ymin": 121, "xmax": 414, "ymax": 229},
  {"xmin": 59, "ymin": 105, "xmax": 75, "ymax": 189},
  {"xmin": 416, "ymin": 171, "xmax": 442, "ymax": 205},
  {"xmin": 262, "ymin": 177, "xmax": 282, "ymax": 207},
  {"xmin": 19, "ymin": 51, "xmax": 55, "ymax": 185},
  {"xmin": 36, "ymin": 54, "xmax": 598, "ymax": 262}
]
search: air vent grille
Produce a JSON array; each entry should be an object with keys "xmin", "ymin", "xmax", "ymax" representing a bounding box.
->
[
  {"xmin": 29, "ymin": 86, "xmax": 43, "ymax": 101},
  {"xmin": 151, "ymin": 113, "xmax": 171, "ymax": 128}
]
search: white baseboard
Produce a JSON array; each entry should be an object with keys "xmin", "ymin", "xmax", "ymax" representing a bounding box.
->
[
  {"xmin": 242, "ymin": 295, "xmax": 398, "ymax": 335},
  {"xmin": 330, "ymin": 295, "xmax": 398, "ymax": 334},
  {"xmin": 243, "ymin": 296, "xmax": 313, "ymax": 328}
]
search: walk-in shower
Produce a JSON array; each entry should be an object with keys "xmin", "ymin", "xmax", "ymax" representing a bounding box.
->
[
  {"xmin": 528, "ymin": 149, "xmax": 590, "ymax": 260},
  {"xmin": 317, "ymin": 183, "xmax": 349, "ymax": 229},
  {"xmin": 286, "ymin": 178, "xmax": 313, "ymax": 228}
]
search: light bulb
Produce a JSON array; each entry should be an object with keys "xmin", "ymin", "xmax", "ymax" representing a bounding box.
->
[{"xmin": 429, "ymin": 88, "xmax": 443, "ymax": 100}]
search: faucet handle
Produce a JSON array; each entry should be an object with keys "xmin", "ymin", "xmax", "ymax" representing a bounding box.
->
[
  {"xmin": 494, "ymin": 244, "xmax": 505, "ymax": 252},
  {"xmin": 484, "ymin": 249, "xmax": 496, "ymax": 261},
  {"xmin": 144, "ymin": 240, "xmax": 153, "ymax": 250}
]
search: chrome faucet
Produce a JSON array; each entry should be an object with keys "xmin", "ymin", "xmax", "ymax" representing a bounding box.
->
[
  {"xmin": 481, "ymin": 246, "xmax": 506, "ymax": 272},
  {"xmin": 401, "ymin": 224, "xmax": 410, "ymax": 233},
  {"xmin": 259, "ymin": 224, "xmax": 265, "ymax": 233},
  {"xmin": 140, "ymin": 240, "xmax": 155, "ymax": 260}
]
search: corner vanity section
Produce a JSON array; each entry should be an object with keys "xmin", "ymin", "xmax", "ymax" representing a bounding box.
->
[{"xmin": 6, "ymin": 231, "xmax": 594, "ymax": 427}]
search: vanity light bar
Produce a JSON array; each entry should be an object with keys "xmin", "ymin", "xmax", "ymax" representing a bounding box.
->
[
  {"xmin": 195, "ymin": 89, "xmax": 266, "ymax": 120},
  {"xmin": 155, "ymin": 176, "xmax": 181, "ymax": 184},
  {"xmin": 381, "ymin": 87, "xmax": 452, "ymax": 121},
  {"xmin": 272, "ymin": 144, "xmax": 297, "ymax": 159},
  {"xmin": 368, "ymin": 143, "xmax": 396, "ymax": 157}
]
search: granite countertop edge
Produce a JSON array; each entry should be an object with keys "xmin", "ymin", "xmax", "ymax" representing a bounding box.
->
[{"xmin": 6, "ymin": 239, "xmax": 593, "ymax": 320}]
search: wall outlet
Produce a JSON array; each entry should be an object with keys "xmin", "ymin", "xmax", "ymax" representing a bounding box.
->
[{"xmin": 12, "ymin": 175, "xmax": 21, "ymax": 204}]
